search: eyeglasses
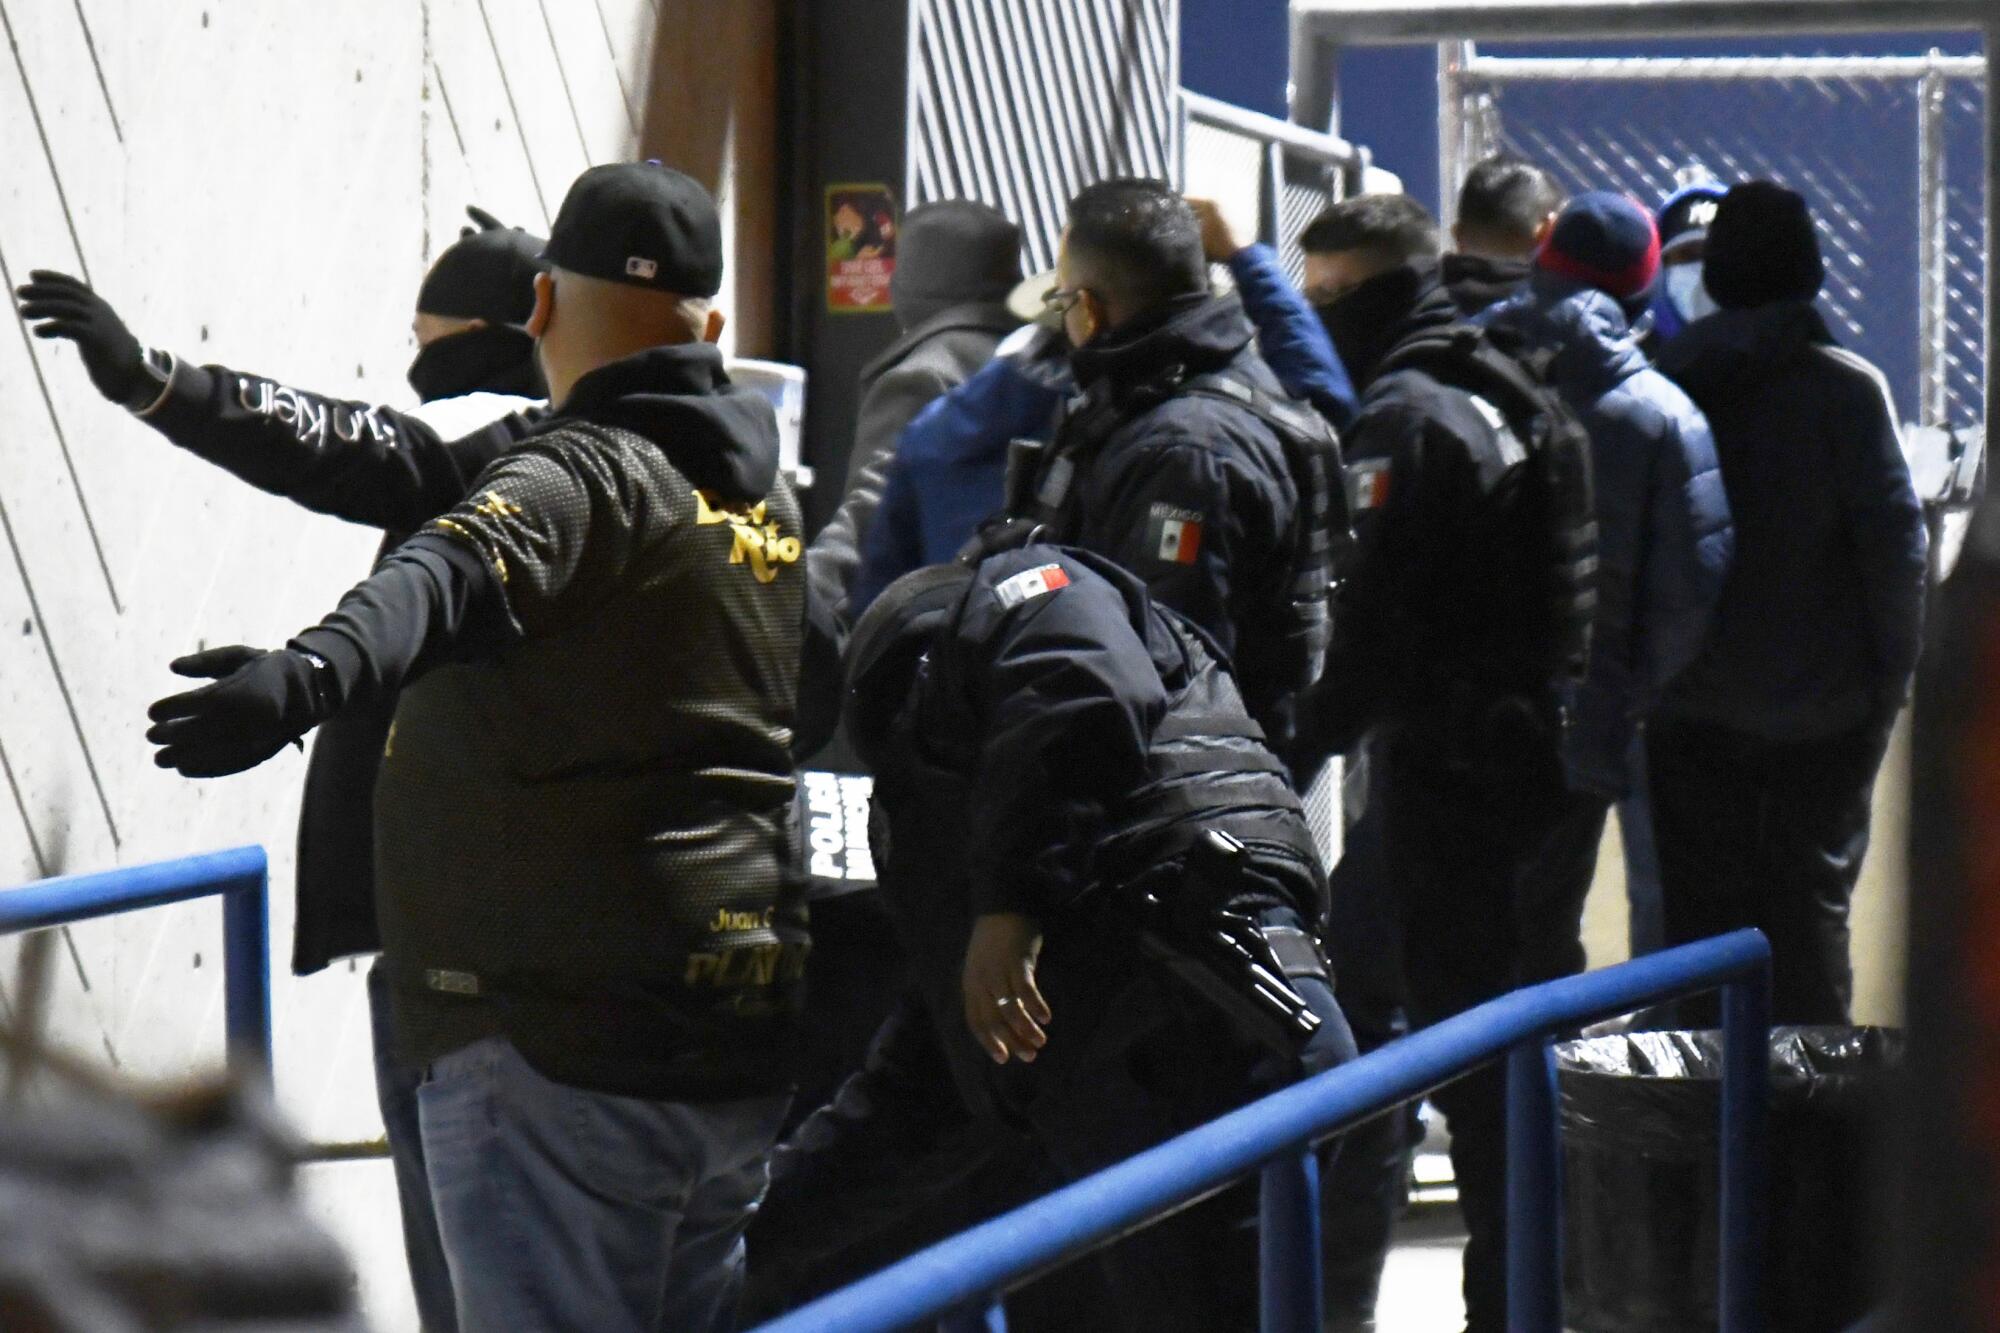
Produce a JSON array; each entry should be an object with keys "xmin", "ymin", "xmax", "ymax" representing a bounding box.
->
[{"xmin": 1042, "ymin": 285, "xmax": 1089, "ymax": 316}]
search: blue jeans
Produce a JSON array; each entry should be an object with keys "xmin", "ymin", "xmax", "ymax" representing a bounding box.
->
[
  {"xmin": 368, "ymin": 958, "xmax": 459, "ymax": 1332},
  {"xmin": 416, "ymin": 1034, "xmax": 789, "ymax": 1332}
]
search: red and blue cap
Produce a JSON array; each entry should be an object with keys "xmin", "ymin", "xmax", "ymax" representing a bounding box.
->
[{"xmin": 1534, "ymin": 191, "xmax": 1661, "ymax": 303}]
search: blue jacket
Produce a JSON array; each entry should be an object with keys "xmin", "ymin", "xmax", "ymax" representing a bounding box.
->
[
  {"xmin": 1483, "ymin": 279, "xmax": 1735, "ymax": 794},
  {"xmin": 853, "ymin": 244, "xmax": 1356, "ymax": 612},
  {"xmin": 1657, "ymin": 302, "xmax": 1927, "ymax": 741},
  {"xmin": 1225, "ymin": 243, "xmax": 1358, "ymax": 431}
]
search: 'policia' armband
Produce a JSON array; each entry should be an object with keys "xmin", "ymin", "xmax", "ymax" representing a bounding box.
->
[{"xmin": 1133, "ymin": 829, "xmax": 1328, "ymax": 1058}]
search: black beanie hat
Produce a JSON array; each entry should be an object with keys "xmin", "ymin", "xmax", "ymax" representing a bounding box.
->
[
  {"xmin": 1702, "ymin": 181, "xmax": 1826, "ymax": 311},
  {"xmin": 417, "ymin": 225, "xmax": 546, "ymax": 325},
  {"xmin": 890, "ymin": 200, "xmax": 1023, "ymax": 326}
]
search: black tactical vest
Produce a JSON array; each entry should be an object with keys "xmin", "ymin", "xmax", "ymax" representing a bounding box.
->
[
  {"xmin": 871, "ymin": 609, "xmax": 1326, "ymax": 1118},
  {"xmin": 1012, "ymin": 366, "xmax": 1349, "ymax": 716}
]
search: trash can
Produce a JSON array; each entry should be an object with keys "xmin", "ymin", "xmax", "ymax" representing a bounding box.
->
[{"xmin": 1557, "ymin": 1026, "xmax": 1901, "ymax": 1333}]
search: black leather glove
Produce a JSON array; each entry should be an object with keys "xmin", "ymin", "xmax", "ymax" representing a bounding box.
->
[
  {"xmin": 14, "ymin": 271, "xmax": 160, "ymax": 409},
  {"xmin": 146, "ymin": 646, "xmax": 341, "ymax": 778}
]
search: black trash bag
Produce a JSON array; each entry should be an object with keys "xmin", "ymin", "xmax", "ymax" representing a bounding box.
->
[{"xmin": 1558, "ymin": 1026, "xmax": 1901, "ymax": 1333}]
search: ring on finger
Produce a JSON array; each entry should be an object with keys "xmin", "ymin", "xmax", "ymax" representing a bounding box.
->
[{"xmin": 994, "ymin": 995, "xmax": 1017, "ymax": 1008}]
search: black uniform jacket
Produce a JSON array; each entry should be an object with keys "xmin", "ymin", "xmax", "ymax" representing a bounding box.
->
[
  {"xmin": 855, "ymin": 545, "xmax": 1321, "ymax": 1110},
  {"xmin": 1037, "ymin": 294, "xmax": 1304, "ymax": 726}
]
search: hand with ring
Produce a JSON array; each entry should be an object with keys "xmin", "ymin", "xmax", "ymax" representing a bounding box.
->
[{"xmin": 961, "ymin": 912, "xmax": 1053, "ymax": 1064}]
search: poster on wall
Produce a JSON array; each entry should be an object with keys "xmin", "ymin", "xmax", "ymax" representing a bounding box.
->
[{"xmin": 826, "ymin": 183, "xmax": 896, "ymax": 313}]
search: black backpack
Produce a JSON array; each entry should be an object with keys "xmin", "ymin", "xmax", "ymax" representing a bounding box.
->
[
  {"xmin": 1373, "ymin": 325, "xmax": 1599, "ymax": 695},
  {"xmin": 1006, "ymin": 365, "xmax": 1354, "ymax": 703},
  {"xmin": 1178, "ymin": 370, "xmax": 1353, "ymax": 698}
]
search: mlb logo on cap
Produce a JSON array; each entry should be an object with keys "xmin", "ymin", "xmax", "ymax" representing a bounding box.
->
[
  {"xmin": 540, "ymin": 161, "xmax": 725, "ymax": 297},
  {"xmin": 1147, "ymin": 502, "xmax": 1203, "ymax": 565}
]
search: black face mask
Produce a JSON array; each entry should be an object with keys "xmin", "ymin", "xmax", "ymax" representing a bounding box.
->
[
  {"xmin": 1316, "ymin": 265, "xmax": 1425, "ymax": 389},
  {"xmin": 406, "ymin": 324, "xmax": 545, "ymax": 403}
]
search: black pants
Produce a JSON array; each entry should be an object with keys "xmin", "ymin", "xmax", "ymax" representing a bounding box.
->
[
  {"xmin": 1381, "ymin": 729, "xmax": 1589, "ymax": 1333},
  {"xmin": 1647, "ymin": 713, "xmax": 1890, "ymax": 1026},
  {"xmin": 784, "ymin": 888, "xmax": 907, "ymax": 1136},
  {"xmin": 749, "ymin": 908, "xmax": 1356, "ymax": 1332},
  {"xmin": 1319, "ymin": 741, "xmax": 1418, "ymax": 1330}
]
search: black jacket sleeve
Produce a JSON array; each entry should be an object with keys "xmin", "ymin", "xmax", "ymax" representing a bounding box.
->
[
  {"xmin": 290, "ymin": 533, "xmax": 517, "ymax": 709},
  {"xmin": 948, "ymin": 555, "xmax": 1169, "ymax": 918},
  {"xmin": 141, "ymin": 359, "xmax": 537, "ymax": 532},
  {"xmin": 284, "ymin": 430, "xmax": 638, "ymax": 706},
  {"xmin": 1826, "ymin": 353, "xmax": 1929, "ymax": 704}
]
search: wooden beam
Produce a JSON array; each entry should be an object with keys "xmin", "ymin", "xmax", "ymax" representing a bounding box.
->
[{"xmin": 640, "ymin": 0, "xmax": 782, "ymax": 357}]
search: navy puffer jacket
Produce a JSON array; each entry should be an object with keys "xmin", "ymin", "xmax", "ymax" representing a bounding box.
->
[{"xmin": 1484, "ymin": 279, "xmax": 1735, "ymax": 794}]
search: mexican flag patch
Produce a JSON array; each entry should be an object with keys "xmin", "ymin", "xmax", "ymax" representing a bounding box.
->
[
  {"xmin": 1349, "ymin": 459, "xmax": 1392, "ymax": 511},
  {"xmin": 1147, "ymin": 502, "xmax": 1204, "ymax": 565},
  {"xmin": 994, "ymin": 562, "xmax": 1072, "ymax": 608}
]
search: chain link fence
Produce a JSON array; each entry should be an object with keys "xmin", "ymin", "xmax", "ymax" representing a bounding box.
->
[{"xmin": 1442, "ymin": 45, "xmax": 1989, "ymax": 440}]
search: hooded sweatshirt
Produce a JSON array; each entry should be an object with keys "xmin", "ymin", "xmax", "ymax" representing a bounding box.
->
[
  {"xmin": 1657, "ymin": 302, "xmax": 1926, "ymax": 740},
  {"xmin": 294, "ymin": 342, "xmax": 807, "ymax": 1099}
]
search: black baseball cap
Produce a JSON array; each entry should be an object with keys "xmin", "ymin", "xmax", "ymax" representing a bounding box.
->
[
  {"xmin": 417, "ymin": 226, "xmax": 547, "ymax": 324},
  {"xmin": 541, "ymin": 161, "xmax": 724, "ymax": 298}
]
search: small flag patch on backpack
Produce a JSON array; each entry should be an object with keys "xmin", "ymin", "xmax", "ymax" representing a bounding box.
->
[
  {"xmin": 1147, "ymin": 502, "xmax": 1204, "ymax": 565},
  {"xmin": 994, "ymin": 562, "xmax": 1072, "ymax": 608},
  {"xmin": 1349, "ymin": 459, "xmax": 1392, "ymax": 511}
]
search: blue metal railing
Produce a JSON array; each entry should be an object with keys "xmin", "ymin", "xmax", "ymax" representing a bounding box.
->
[
  {"xmin": 0, "ymin": 846, "xmax": 272, "ymax": 1076},
  {"xmin": 754, "ymin": 927, "xmax": 1772, "ymax": 1333}
]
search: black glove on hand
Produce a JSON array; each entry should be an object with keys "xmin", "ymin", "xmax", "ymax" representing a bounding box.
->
[
  {"xmin": 14, "ymin": 271, "xmax": 154, "ymax": 408},
  {"xmin": 146, "ymin": 646, "xmax": 340, "ymax": 779},
  {"xmin": 462, "ymin": 204, "xmax": 508, "ymax": 236}
]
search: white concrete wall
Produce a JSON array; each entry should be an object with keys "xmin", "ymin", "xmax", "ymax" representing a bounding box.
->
[{"xmin": 0, "ymin": 3, "xmax": 654, "ymax": 1324}]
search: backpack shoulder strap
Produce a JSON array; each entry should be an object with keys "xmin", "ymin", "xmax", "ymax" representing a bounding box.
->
[
  {"xmin": 1178, "ymin": 367, "xmax": 1340, "ymax": 447},
  {"xmin": 1375, "ymin": 325, "xmax": 1548, "ymax": 431}
]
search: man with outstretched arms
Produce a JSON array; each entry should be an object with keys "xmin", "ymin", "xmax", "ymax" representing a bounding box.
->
[
  {"xmin": 129, "ymin": 163, "xmax": 806, "ymax": 1333},
  {"xmin": 20, "ymin": 208, "xmax": 551, "ymax": 1331}
]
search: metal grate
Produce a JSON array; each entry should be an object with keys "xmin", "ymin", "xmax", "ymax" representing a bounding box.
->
[
  {"xmin": 1181, "ymin": 90, "xmax": 1368, "ymax": 287},
  {"xmin": 1443, "ymin": 49, "xmax": 1990, "ymax": 434},
  {"xmin": 907, "ymin": 0, "xmax": 1179, "ymax": 273}
]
